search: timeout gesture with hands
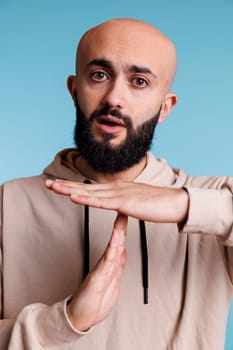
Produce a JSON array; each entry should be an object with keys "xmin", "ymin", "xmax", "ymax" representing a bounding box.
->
[
  {"xmin": 45, "ymin": 179, "xmax": 189, "ymax": 224},
  {"xmin": 45, "ymin": 179, "xmax": 189, "ymax": 330}
]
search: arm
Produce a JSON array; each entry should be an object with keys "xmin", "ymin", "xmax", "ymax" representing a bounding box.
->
[
  {"xmin": 45, "ymin": 177, "xmax": 233, "ymax": 243},
  {"xmin": 8, "ymin": 214, "xmax": 127, "ymax": 348},
  {"xmin": 182, "ymin": 184, "xmax": 233, "ymax": 244},
  {"xmin": 45, "ymin": 180, "xmax": 189, "ymax": 223},
  {"xmin": 1, "ymin": 178, "xmax": 127, "ymax": 348}
]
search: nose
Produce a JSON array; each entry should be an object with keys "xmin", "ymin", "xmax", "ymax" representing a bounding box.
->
[{"xmin": 102, "ymin": 78, "xmax": 126, "ymax": 109}]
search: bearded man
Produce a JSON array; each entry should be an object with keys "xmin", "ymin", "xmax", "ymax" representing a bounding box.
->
[{"xmin": 1, "ymin": 19, "xmax": 233, "ymax": 350}]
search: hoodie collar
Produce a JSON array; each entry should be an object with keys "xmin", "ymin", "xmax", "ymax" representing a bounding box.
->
[{"xmin": 43, "ymin": 148, "xmax": 179, "ymax": 187}]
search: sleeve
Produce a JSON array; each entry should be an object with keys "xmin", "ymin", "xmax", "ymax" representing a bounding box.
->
[
  {"xmin": 0, "ymin": 184, "xmax": 15, "ymax": 349},
  {"xmin": 181, "ymin": 184, "xmax": 233, "ymax": 245},
  {"xmin": 6, "ymin": 299, "xmax": 88, "ymax": 350},
  {"xmin": 0, "ymin": 185, "xmax": 91, "ymax": 349},
  {"xmin": 178, "ymin": 177, "xmax": 233, "ymax": 284}
]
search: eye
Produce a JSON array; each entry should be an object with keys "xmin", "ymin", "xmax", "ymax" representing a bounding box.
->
[
  {"xmin": 132, "ymin": 77, "xmax": 148, "ymax": 88},
  {"xmin": 90, "ymin": 71, "xmax": 109, "ymax": 82}
]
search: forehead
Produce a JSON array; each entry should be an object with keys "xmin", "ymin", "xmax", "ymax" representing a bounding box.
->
[{"xmin": 77, "ymin": 24, "xmax": 167, "ymax": 75}]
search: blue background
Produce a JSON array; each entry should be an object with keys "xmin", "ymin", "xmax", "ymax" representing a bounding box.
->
[{"xmin": 0, "ymin": 0, "xmax": 233, "ymax": 348}]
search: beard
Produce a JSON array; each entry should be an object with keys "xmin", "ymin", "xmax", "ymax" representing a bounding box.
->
[{"xmin": 74, "ymin": 103, "xmax": 161, "ymax": 174}]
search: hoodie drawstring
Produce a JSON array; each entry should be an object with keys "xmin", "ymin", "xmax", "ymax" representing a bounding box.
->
[
  {"xmin": 139, "ymin": 220, "xmax": 149, "ymax": 304},
  {"xmin": 83, "ymin": 180, "xmax": 91, "ymax": 279},
  {"xmin": 83, "ymin": 181, "xmax": 149, "ymax": 304},
  {"xmin": 83, "ymin": 204, "xmax": 90, "ymax": 279}
]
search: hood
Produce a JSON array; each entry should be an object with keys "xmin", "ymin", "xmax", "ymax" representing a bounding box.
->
[
  {"xmin": 43, "ymin": 148, "xmax": 86, "ymax": 182},
  {"xmin": 43, "ymin": 148, "xmax": 186, "ymax": 187}
]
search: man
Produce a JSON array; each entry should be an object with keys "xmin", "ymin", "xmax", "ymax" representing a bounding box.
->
[{"xmin": 1, "ymin": 18, "xmax": 233, "ymax": 349}]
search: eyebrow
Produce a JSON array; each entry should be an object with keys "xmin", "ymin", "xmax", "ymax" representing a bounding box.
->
[
  {"xmin": 87, "ymin": 58, "xmax": 157, "ymax": 79},
  {"xmin": 128, "ymin": 65, "xmax": 157, "ymax": 79},
  {"xmin": 87, "ymin": 58, "xmax": 113, "ymax": 70}
]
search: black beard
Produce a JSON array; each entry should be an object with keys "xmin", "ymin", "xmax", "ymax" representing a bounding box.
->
[{"xmin": 74, "ymin": 104, "xmax": 161, "ymax": 174}]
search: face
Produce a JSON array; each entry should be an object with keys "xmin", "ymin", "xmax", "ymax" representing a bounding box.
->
[{"xmin": 68, "ymin": 20, "xmax": 177, "ymax": 172}]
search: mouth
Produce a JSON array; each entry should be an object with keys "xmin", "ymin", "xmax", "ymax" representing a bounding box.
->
[
  {"xmin": 95, "ymin": 115, "xmax": 126, "ymax": 133},
  {"xmin": 97, "ymin": 115, "xmax": 125, "ymax": 126}
]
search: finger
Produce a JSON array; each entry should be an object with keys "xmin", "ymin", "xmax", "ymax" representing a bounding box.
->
[
  {"xmin": 45, "ymin": 179, "xmax": 74, "ymax": 195},
  {"xmin": 70, "ymin": 193, "xmax": 122, "ymax": 211},
  {"xmin": 104, "ymin": 229, "xmax": 126, "ymax": 264},
  {"xmin": 46, "ymin": 180, "xmax": 121, "ymax": 202},
  {"xmin": 45, "ymin": 179, "xmax": 116, "ymax": 191},
  {"xmin": 112, "ymin": 213, "xmax": 128, "ymax": 234},
  {"xmin": 114, "ymin": 249, "xmax": 127, "ymax": 281},
  {"xmin": 45, "ymin": 181, "xmax": 109, "ymax": 198},
  {"xmin": 46, "ymin": 183, "xmax": 74, "ymax": 196},
  {"xmin": 101, "ymin": 213, "xmax": 128, "ymax": 260},
  {"xmin": 94, "ymin": 215, "xmax": 128, "ymax": 278}
]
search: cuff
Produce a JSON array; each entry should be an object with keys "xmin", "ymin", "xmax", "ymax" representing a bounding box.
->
[
  {"xmin": 11, "ymin": 299, "xmax": 93, "ymax": 348},
  {"xmin": 181, "ymin": 186, "xmax": 233, "ymax": 244},
  {"xmin": 64, "ymin": 296, "xmax": 94, "ymax": 334}
]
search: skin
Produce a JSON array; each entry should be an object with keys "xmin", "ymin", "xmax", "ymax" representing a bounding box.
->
[{"xmin": 45, "ymin": 18, "xmax": 189, "ymax": 331}]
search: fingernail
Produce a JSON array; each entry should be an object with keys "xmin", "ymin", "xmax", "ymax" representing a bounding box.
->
[{"xmin": 45, "ymin": 179, "xmax": 54, "ymax": 186}]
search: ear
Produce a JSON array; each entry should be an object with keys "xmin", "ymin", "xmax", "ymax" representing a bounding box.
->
[
  {"xmin": 67, "ymin": 75, "xmax": 78, "ymax": 104},
  {"xmin": 158, "ymin": 93, "xmax": 178, "ymax": 124}
]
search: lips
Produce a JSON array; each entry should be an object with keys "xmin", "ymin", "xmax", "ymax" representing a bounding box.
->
[
  {"xmin": 94, "ymin": 115, "xmax": 126, "ymax": 134},
  {"xmin": 97, "ymin": 115, "xmax": 126, "ymax": 127}
]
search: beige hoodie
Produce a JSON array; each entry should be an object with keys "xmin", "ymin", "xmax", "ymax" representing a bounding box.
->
[{"xmin": 1, "ymin": 149, "xmax": 233, "ymax": 350}]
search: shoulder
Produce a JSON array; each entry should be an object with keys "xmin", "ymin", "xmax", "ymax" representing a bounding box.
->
[
  {"xmin": 183, "ymin": 175, "xmax": 233, "ymax": 190},
  {"xmin": 1, "ymin": 174, "xmax": 49, "ymax": 202},
  {"xmin": 3, "ymin": 174, "xmax": 45, "ymax": 190}
]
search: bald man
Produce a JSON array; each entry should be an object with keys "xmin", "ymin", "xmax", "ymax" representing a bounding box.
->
[{"xmin": 1, "ymin": 19, "xmax": 233, "ymax": 350}]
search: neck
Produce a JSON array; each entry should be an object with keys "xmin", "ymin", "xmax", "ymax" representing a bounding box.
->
[{"xmin": 75, "ymin": 156, "xmax": 147, "ymax": 183}]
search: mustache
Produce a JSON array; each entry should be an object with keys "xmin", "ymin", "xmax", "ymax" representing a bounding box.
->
[{"xmin": 89, "ymin": 105, "xmax": 132, "ymax": 128}]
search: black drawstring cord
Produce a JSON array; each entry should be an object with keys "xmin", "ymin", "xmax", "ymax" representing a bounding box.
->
[
  {"xmin": 83, "ymin": 179, "xmax": 91, "ymax": 279},
  {"xmin": 139, "ymin": 220, "xmax": 149, "ymax": 304}
]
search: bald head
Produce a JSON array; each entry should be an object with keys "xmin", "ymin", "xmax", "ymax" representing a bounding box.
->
[{"xmin": 76, "ymin": 18, "xmax": 177, "ymax": 91}]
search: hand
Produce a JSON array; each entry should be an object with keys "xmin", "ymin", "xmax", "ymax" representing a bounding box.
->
[
  {"xmin": 45, "ymin": 179, "xmax": 189, "ymax": 223},
  {"xmin": 66, "ymin": 213, "xmax": 128, "ymax": 332}
]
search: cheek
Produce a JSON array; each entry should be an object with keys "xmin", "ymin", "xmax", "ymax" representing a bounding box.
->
[
  {"xmin": 132, "ymin": 106, "xmax": 158, "ymax": 129},
  {"xmin": 76, "ymin": 85, "xmax": 99, "ymax": 116}
]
